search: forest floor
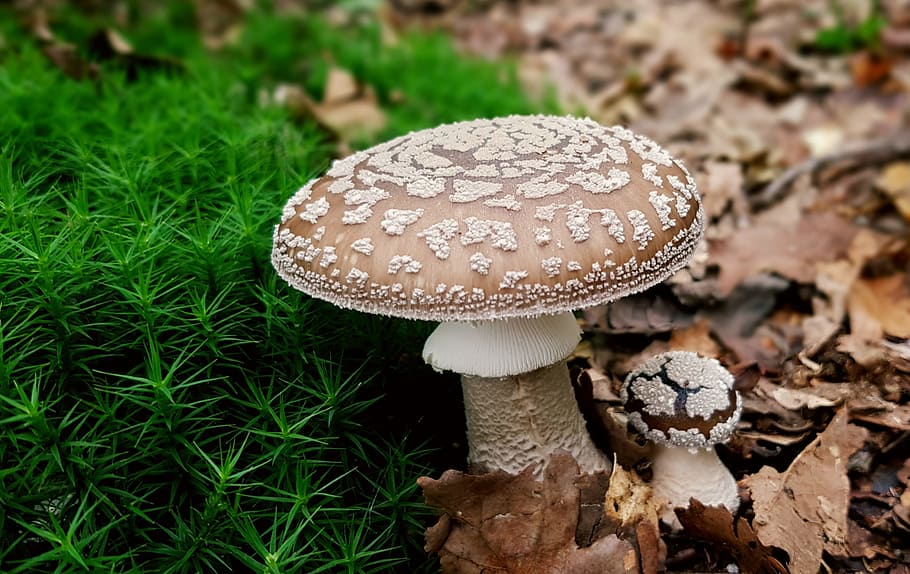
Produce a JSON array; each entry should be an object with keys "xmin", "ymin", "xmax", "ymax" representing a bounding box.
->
[
  {"xmin": 4, "ymin": 0, "xmax": 910, "ymax": 572},
  {"xmin": 385, "ymin": 1, "xmax": 910, "ymax": 572}
]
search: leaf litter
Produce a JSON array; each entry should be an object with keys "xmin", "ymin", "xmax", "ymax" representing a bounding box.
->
[{"xmin": 390, "ymin": 0, "xmax": 910, "ymax": 571}]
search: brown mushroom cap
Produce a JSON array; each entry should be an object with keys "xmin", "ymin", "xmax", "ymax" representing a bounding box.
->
[
  {"xmin": 272, "ymin": 115, "xmax": 704, "ymax": 321},
  {"xmin": 621, "ymin": 351, "xmax": 742, "ymax": 449}
]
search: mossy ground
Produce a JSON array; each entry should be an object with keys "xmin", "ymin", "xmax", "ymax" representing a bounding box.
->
[{"xmin": 0, "ymin": 4, "xmax": 554, "ymax": 572}]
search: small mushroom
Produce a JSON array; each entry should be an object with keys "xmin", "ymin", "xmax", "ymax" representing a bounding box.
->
[
  {"xmin": 621, "ymin": 351, "xmax": 742, "ymax": 529},
  {"xmin": 272, "ymin": 115, "xmax": 705, "ymax": 477}
]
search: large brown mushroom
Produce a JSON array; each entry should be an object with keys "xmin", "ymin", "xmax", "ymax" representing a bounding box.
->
[{"xmin": 272, "ymin": 115, "xmax": 704, "ymax": 476}]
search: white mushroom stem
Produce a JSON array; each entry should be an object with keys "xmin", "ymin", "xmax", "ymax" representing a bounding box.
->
[
  {"xmin": 422, "ymin": 311, "xmax": 610, "ymax": 476},
  {"xmin": 460, "ymin": 360, "xmax": 610, "ymax": 476},
  {"xmin": 650, "ymin": 444, "xmax": 740, "ymax": 530}
]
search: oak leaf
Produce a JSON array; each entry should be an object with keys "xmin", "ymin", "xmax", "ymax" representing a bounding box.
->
[
  {"xmin": 742, "ymin": 409, "xmax": 869, "ymax": 574},
  {"xmin": 418, "ymin": 453, "xmax": 638, "ymax": 574}
]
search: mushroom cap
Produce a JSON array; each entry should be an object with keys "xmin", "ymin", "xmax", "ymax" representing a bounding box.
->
[
  {"xmin": 621, "ymin": 351, "xmax": 741, "ymax": 448},
  {"xmin": 272, "ymin": 115, "xmax": 704, "ymax": 321}
]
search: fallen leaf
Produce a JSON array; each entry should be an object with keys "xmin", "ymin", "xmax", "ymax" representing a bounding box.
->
[
  {"xmin": 322, "ymin": 67, "xmax": 360, "ymax": 103},
  {"xmin": 194, "ymin": 0, "xmax": 248, "ymax": 50},
  {"xmin": 583, "ymin": 289, "xmax": 693, "ymax": 335},
  {"xmin": 699, "ymin": 161, "xmax": 747, "ymax": 221},
  {"xmin": 850, "ymin": 400, "xmax": 910, "ymax": 431},
  {"xmin": 877, "ymin": 162, "xmax": 910, "ymax": 221},
  {"xmin": 769, "ymin": 386, "xmax": 839, "ymax": 410},
  {"xmin": 667, "ymin": 319, "xmax": 721, "ymax": 358},
  {"xmin": 41, "ymin": 43, "xmax": 100, "ymax": 81},
  {"xmin": 675, "ymin": 500, "xmax": 788, "ymax": 574},
  {"xmin": 711, "ymin": 211, "xmax": 858, "ymax": 295},
  {"xmin": 86, "ymin": 28, "xmax": 184, "ymax": 80},
  {"xmin": 803, "ymin": 124, "xmax": 845, "ymax": 157},
  {"xmin": 575, "ymin": 470, "xmax": 611, "ymax": 547},
  {"xmin": 849, "ymin": 274, "xmax": 910, "ymax": 339},
  {"xmin": 849, "ymin": 51, "xmax": 894, "ymax": 87},
  {"xmin": 417, "ymin": 453, "xmax": 638, "ymax": 573},
  {"xmin": 704, "ymin": 274, "xmax": 794, "ymax": 366},
  {"xmin": 634, "ymin": 521, "xmax": 661, "ymax": 574},
  {"xmin": 274, "ymin": 68, "xmax": 387, "ymax": 147},
  {"xmin": 743, "ymin": 409, "xmax": 869, "ymax": 574},
  {"xmin": 602, "ymin": 463, "xmax": 662, "ymax": 537}
]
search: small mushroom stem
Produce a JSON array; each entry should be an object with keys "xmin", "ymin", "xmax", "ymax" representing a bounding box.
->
[
  {"xmin": 650, "ymin": 444, "xmax": 740, "ymax": 529},
  {"xmin": 461, "ymin": 360, "xmax": 611, "ymax": 476}
]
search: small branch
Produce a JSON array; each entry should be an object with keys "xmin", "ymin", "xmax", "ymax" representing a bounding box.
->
[{"xmin": 752, "ymin": 135, "xmax": 910, "ymax": 209}]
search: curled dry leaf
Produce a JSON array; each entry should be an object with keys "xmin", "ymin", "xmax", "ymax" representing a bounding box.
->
[
  {"xmin": 418, "ymin": 452, "xmax": 638, "ymax": 574},
  {"xmin": 742, "ymin": 409, "xmax": 869, "ymax": 574},
  {"xmin": 675, "ymin": 500, "xmax": 788, "ymax": 574},
  {"xmin": 850, "ymin": 399, "xmax": 910, "ymax": 432},
  {"xmin": 768, "ymin": 386, "xmax": 839, "ymax": 410},
  {"xmin": 603, "ymin": 462, "xmax": 663, "ymax": 538}
]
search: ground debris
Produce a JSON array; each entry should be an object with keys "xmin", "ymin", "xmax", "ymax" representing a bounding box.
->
[
  {"xmin": 418, "ymin": 452, "xmax": 638, "ymax": 573},
  {"xmin": 386, "ymin": 2, "xmax": 910, "ymax": 568},
  {"xmin": 268, "ymin": 65, "xmax": 387, "ymax": 155},
  {"xmin": 675, "ymin": 501, "xmax": 788, "ymax": 574},
  {"xmin": 742, "ymin": 410, "xmax": 869, "ymax": 574}
]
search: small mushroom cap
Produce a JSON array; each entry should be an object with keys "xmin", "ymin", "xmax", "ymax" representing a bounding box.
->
[
  {"xmin": 621, "ymin": 351, "xmax": 741, "ymax": 448},
  {"xmin": 272, "ymin": 115, "xmax": 704, "ymax": 321}
]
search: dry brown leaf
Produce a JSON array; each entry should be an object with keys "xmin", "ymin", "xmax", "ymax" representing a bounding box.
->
[
  {"xmin": 194, "ymin": 0, "xmax": 248, "ymax": 50},
  {"xmin": 849, "ymin": 51, "xmax": 894, "ymax": 87},
  {"xmin": 710, "ymin": 211, "xmax": 858, "ymax": 295},
  {"xmin": 803, "ymin": 260, "xmax": 855, "ymax": 354},
  {"xmin": 675, "ymin": 500, "xmax": 788, "ymax": 574},
  {"xmin": 699, "ymin": 161, "xmax": 747, "ymax": 221},
  {"xmin": 417, "ymin": 453, "xmax": 638, "ymax": 574},
  {"xmin": 849, "ymin": 274, "xmax": 910, "ymax": 339},
  {"xmin": 86, "ymin": 29, "xmax": 185, "ymax": 80},
  {"xmin": 768, "ymin": 386, "xmax": 840, "ymax": 410},
  {"xmin": 274, "ymin": 71, "xmax": 387, "ymax": 147},
  {"xmin": 667, "ymin": 319, "xmax": 721, "ymax": 358},
  {"xmin": 583, "ymin": 291, "xmax": 693, "ymax": 335},
  {"xmin": 41, "ymin": 43, "xmax": 100, "ymax": 81},
  {"xmin": 704, "ymin": 274, "xmax": 795, "ymax": 367},
  {"xmin": 850, "ymin": 399, "xmax": 910, "ymax": 431},
  {"xmin": 836, "ymin": 333, "xmax": 888, "ymax": 366},
  {"xmin": 806, "ymin": 229, "xmax": 902, "ymax": 355},
  {"xmin": 634, "ymin": 521, "xmax": 661, "ymax": 574},
  {"xmin": 877, "ymin": 162, "xmax": 910, "ymax": 221},
  {"xmin": 603, "ymin": 463, "xmax": 662, "ymax": 536},
  {"xmin": 743, "ymin": 409, "xmax": 869, "ymax": 574},
  {"xmin": 322, "ymin": 67, "xmax": 360, "ymax": 103}
]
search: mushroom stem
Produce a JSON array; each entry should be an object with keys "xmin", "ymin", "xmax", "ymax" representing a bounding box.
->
[
  {"xmin": 461, "ymin": 360, "xmax": 610, "ymax": 476},
  {"xmin": 650, "ymin": 444, "xmax": 740, "ymax": 529},
  {"xmin": 422, "ymin": 311, "xmax": 610, "ymax": 476}
]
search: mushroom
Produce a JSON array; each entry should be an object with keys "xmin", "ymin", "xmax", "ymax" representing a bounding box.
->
[
  {"xmin": 272, "ymin": 115, "xmax": 705, "ymax": 476},
  {"xmin": 620, "ymin": 351, "xmax": 742, "ymax": 529}
]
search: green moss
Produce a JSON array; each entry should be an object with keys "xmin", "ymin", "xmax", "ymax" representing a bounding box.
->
[{"xmin": 0, "ymin": 4, "xmax": 554, "ymax": 572}]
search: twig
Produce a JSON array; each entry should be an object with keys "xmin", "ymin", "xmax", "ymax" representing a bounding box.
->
[{"xmin": 752, "ymin": 135, "xmax": 910, "ymax": 209}]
